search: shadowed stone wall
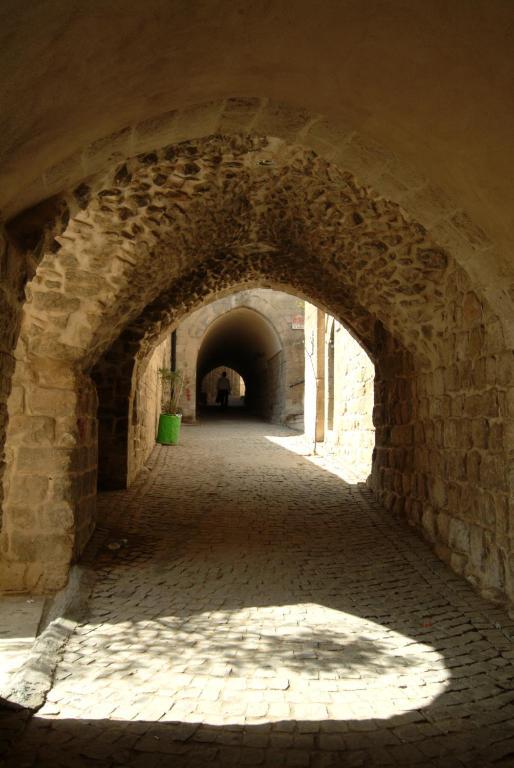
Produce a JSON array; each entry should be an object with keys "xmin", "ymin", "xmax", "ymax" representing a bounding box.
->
[
  {"xmin": 0, "ymin": 231, "xmax": 22, "ymax": 531},
  {"xmin": 0, "ymin": 122, "xmax": 510, "ymax": 608},
  {"xmin": 129, "ymin": 337, "xmax": 170, "ymax": 485}
]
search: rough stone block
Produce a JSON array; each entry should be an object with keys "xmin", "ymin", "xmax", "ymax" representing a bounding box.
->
[
  {"xmin": 8, "ymin": 414, "xmax": 55, "ymax": 445},
  {"xmin": 448, "ymin": 517, "xmax": 470, "ymax": 554},
  {"xmin": 443, "ymin": 420, "xmax": 458, "ymax": 448},
  {"xmin": 469, "ymin": 524, "xmax": 484, "ymax": 570},
  {"xmin": 479, "ymin": 454, "xmax": 506, "ymax": 490},
  {"xmin": 474, "ymin": 490, "xmax": 497, "ymax": 529},
  {"xmin": 7, "ymin": 531, "xmax": 73, "ymax": 563},
  {"xmin": 0, "ymin": 560, "xmax": 30, "ymax": 593},
  {"xmin": 494, "ymin": 493, "xmax": 510, "ymax": 541},
  {"xmin": 8, "ymin": 385, "xmax": 24, "ymax": 415},
  {"xmin": 391, "ymin": 425, "xmax": 413, "ymax": 446},
  {"xmin": 25, "ymin": 561, "xmax": 69, "ymax": 593},
  {"xmin": 462, "ymin": 291, "xmax": 483, "ymax": 327},
  {"xmin": 429, "ymin": 477, "xmax": 447, "ymax": 508},
  {"xmin": 481, "ymin": 537, "xmax": 506, "ymax": 592},
  {"xmin": 15, "ymin": 446, "xmax": 78, "ymax": 475},
  {"xmin": 41, "ymin": 503, "xmax": 75, "ymax": 532},
  {"xmin": 484, "ymin": 319, "xmax": 505, "ymax": 355},
  {"xmin": 471, "ymin": 418, "xmax": 489, "ymax": 448},
  {"xmin": 445, "ymin": 450, "xmax": 466, "ymax": 482},
  {"xmin": 456, "ymin": 420, "xmax": 472, "ymax": 449},
  {"xmin": 496, "ymin": 351, "xmax": 512, "ymax": 387},
  {"xmin": 434, "ymin": 542, "xmax": 452, "ymax": 565},
  {"xmin": 29, "ymin": 386, "xmax": 77, "ymax": 417},
  {"xmin": 506, "ymin": 554, "xmax": 514, "ymax": 604},
  {"xmin": 3, "ymin": 505, "xmax": 38, "ymax": 531},
  {"xmin": 450, "ymin": 551, "xmax": 468, "ymax": 575},
  {"xmin": 488, "ymin": 422, "xmax": 504, "ymax": 450},
  {"xmin": 31, "ymin": 291, "xmax": 80, "ymax": 313},
  {"xmin": 421, "ymin": 505, "xmax": 436, "ymax": 542},
  {"xmin": 435, "ymin": 512, "xmax": 450, "ymax": 542},
  {"xmin": 8, "ymin": 475, "xmax": 48, "ymax": 506},
  {"xmin": 469, "ymin": 325, "xmax": 485, "ymax": 358},
  {"xmin": 465, "ymin": 450, "xmax": 481, "ymax": 483}
]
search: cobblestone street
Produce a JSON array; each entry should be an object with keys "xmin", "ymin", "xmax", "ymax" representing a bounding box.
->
[{"xmin": 2, "ymin": 419, "xmax": 514, "ymax": 767}]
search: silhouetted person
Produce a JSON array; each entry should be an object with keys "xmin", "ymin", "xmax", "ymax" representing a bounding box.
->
[{"xmin": 217, "ymin": 371, "xmax": 231, "ymax": 410}]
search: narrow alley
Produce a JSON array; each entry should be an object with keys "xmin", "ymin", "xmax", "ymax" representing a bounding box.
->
[{"xmin": 3, "ymin": 419, "xmax": 513, "ymax": 767}]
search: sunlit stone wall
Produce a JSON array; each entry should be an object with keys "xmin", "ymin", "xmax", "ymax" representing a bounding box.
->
[{"xmin": 330, "ymin": 321, "xmax": 375, "ymax": 479}]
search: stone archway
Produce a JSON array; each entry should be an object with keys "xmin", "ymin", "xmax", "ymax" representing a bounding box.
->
[
  {"xmin": 0, "ymin": 127, "xmax": 511, "ymax": 610},
  {"xmin": 171, "ymin": 289, "xmax": 303, "ymax": 425},
  {"xmin": 196, "ymin": 304, "xmax": 284, "ymax": 421},
  {"xmin": 94, "ymin": 290, "xmax": 297, "ymax": 490},
  {"xmin": 199, "ymin": 366, "xmax": 245, "ymax": 408}
]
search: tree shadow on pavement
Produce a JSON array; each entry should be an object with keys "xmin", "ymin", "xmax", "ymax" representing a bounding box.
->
[{"xmin": 2, "ymin": 422, "xmax": 514, "ymax": 767}]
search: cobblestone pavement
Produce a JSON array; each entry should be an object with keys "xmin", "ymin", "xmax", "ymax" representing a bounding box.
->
[{"xmin": 2, "ymin": 419, "xmax": 514, "ymax": 767}]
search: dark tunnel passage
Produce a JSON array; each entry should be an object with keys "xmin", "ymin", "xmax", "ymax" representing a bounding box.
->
[{"xmin": 196, "ymin": 307, "xmax": 283, "ymax": 419}]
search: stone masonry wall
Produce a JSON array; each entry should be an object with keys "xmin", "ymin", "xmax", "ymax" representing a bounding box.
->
[
  {"xmin": 94, "ymin": 338, "xmax": 132, "ymax": 492},
  {"xmin": 328, "ymin": 321, "xmax": 375, "ymax": 480},
  {"xmin": 418, "ymin": 284, "xmax": 511, "ymax": 603},
  {"xmin": 173, "ymin": 289, "xmax": 304, "ymax": 425},
  {"xmin": 1, "ymin": 358, "xmax": 97, "ymax": 592},
  {"xmin": 371, "ymin": 275, "xmax": 512, "ymax": 604},
  {"xmin": 128, "ymin": 336, "xmax": 170, "ymax": 483},
  {"xmin": 0, "ymin": 230, "xmax": 22, "ymax": 531},
  {"xmin": 264, "ymin": 351, "xmax": 285, "ymax": 424},
  {"xmin": 0, "ymin": 126, "xmax": 511, "ymax": 604}
]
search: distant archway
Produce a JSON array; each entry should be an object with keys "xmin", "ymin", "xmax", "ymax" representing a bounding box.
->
[
  {"xmin": 200, "ymin": 367, "xmax": 246, "ymax": 407},
  {"xmin": 196, "ymin": 306, "xmax": 282, "ymax": 419}
]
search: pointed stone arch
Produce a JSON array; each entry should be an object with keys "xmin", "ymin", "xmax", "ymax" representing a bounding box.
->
[{"xmin": 0, "ymin": 128, "xmax": 510, "ymax": 610}]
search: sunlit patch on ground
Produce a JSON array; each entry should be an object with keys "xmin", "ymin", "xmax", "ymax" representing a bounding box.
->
[
  {"xmin": 37, "ymin": 603, "xmax": 449, "ymax": 725},
  {"xmin": 265, "ymin": 432, "xmax": 368, "ymax": 484},
  {"xmin": 4, "ymin": 422, "xmax": 512, "ymax": 767}
]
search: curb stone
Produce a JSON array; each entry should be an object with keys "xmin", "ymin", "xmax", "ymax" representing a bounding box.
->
[{"xmin": 1, "ymin": 565, "xmax": 96, "ymax": 711}]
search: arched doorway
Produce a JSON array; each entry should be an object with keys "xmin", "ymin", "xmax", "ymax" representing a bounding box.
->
[
  {"xmin": 200, "ymin": 366, "xmax": 246, "ymax": 408},
  {"xmin": 196, "ymin": 307, "xmax": 282, "ymax": 420}
]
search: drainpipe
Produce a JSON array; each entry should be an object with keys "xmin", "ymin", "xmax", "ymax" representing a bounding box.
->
[
  {"xmin": 171, "ymin": 330, "xmax": 177, "ymax": 372},
  {"xmin": 305, "ymin": 307, "xmax": 325, "ymax": 455},
  {"xmin": 315, "ymin": 309, "xmax": 325, "ymax": 448}
]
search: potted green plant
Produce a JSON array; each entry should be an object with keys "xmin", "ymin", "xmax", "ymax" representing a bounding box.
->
[{"xmin": 156, "ymin": 367, "xmax": 184, "ymax": 445}]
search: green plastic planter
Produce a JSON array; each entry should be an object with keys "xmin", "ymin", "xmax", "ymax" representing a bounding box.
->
[{"xmin": 157, "ymin": 413, "xmax": 182, "ymax": 445}]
